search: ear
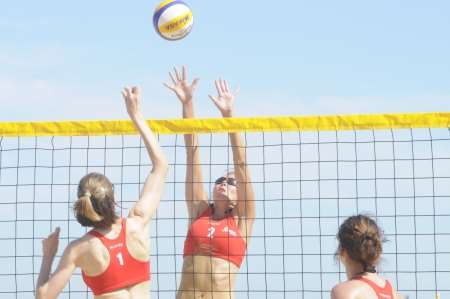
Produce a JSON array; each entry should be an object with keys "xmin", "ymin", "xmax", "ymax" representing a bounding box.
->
[{"xmin": 339, "ymin": 248, "xmax": 348, "ymax": 262}]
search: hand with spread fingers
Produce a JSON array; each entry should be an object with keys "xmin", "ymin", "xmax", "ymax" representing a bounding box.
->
[
  {"xmin": 208, "ymin": 78, "xmax": 239, "ymax": 118},
  {"xmin": 164, "ymin": 66, "xmax": 199, "ymax": 105},
  {"xmin": 121, "ymin": 86, "xmax": 142, "ymax": 120}
]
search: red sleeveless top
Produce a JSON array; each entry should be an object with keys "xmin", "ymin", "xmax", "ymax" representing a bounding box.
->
[
  {"xmin": 82, "ymin": 219, "xmax": 150, "ymax": 295},
  {"xmin": 355, "ymin": 276, "xmax": 394, "ymax": 299},
  {"xmin": 183, "ymin": 207, "xmax": 247, "ymax": 267}
]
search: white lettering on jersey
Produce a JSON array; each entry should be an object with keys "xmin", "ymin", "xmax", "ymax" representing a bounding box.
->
[
  {"xmin": 109, "ymin": 243, "xmax": 123, "ymax": 250},
  {"xmin": 222, "ymin": 226, "xmax": 237, "ymax": 236}
]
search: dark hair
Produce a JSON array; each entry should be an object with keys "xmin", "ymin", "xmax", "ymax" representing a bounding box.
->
[
  {"xmin": 73, "ymin": 172, "xmax": 118, "ymax": 229},
  {"xmin": 337, "ymin": 215, "xmax": 385, "ymax": 272}
]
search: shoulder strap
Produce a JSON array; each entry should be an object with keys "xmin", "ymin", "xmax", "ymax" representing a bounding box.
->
[
  {"xmin": 119, "ymin": 218, "xmax": 127, "ymax": 242},
  {"xmin": 384, "ymin": 280, "xmax": 394, "ymax": 297},
  {"xmin": 88, "ymin": 229, "xmax": 104, "ymax": 239},
  {"xmin": 87, "ymin": 219, "xmax": 125, "ymax": 247},
  {"xmin": 355, "ymin": 277, "xmax": 393, "ymax": 297}
]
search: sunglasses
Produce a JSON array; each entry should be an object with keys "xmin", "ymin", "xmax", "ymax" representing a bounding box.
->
[{"xmin": 214, "ymin": 177, "xmax": 237, "ymax": 186}]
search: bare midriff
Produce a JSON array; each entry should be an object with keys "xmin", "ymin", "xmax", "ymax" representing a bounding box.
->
[
  {"xmin": 177, "ymin": 255, "xmax": 239, "ymax": 299},
  {"xmin": 94, "ymin": 281, "xmax": 150, "ymax": 299}
]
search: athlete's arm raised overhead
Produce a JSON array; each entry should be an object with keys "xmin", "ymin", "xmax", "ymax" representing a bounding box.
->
[
  {"xmin": 124, "ymin": 87, "xmax": 169, "ymax": 227},
  {"xmin": 209, "ymin": 79, "xmax": 256, "ymax": 241},
  {"xmin": 164, "ymin": 66, "xmax": 208, "ymax": 220}
]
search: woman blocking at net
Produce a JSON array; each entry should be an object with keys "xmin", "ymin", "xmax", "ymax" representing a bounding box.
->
[
  {"xmin": 35, "ymin": 87, "xmax": 168, "ymax": 299},
  {"xmin": 332, "ymin": 215, "xmax": 404, "ymax": 299},
  {"xmin": 164, "ymin": 67, "xmax": 255, "ymax": 299}
]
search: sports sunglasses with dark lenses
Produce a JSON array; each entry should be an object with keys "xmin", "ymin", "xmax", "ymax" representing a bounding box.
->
[{"xmin": 214, "ymin": 177, "xmax": 237, "ymax": 186}]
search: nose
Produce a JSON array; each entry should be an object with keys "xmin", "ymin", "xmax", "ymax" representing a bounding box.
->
[{"xmin": 217, "ymin": 181, "xmax": 227, "ymax": 188}]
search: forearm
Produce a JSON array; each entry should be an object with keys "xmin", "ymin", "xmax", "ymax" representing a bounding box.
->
[
  {"xmin": 182, "ymin": 102, "xmax": 205, "ymax": 202},
  {"xmin": 182, "ymin": 101, "xmax": 200, "ymax": 174},
  {"xmin": 182, "ymin": 101, "xmax": 194, "ymax": 119},
  {"xmin": 183, "ymin": 101, "xmax": 199, "ymax": 167},
  {"xmin": 36, "ymin": 256, "xmax": 54, "ymax": 297},
  {"xmin": 230, "ymin": 132, "xmax": 246, "ymax": 166},
  {"xmin": 230, "ymin": 132, "xmax": 255, "ymax": 219},
  {"xmin": 132, "ymin": 113, "xmax": 168, "ymax": 171},
  {"xmin": 185, "ymin": 138, "xmax": 204, "ymax": 200},
  {"xmin": 129, "ymin": 115, "xmax": 168, "ymax": 222},
  {"xmin": 224, "ymin": 112, "xmax": 246, "ymax": 166}
]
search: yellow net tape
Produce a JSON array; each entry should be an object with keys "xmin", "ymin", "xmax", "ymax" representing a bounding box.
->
[{"xmin": 1, "ymin": 112, "xmax": 450, "ymax": 137}]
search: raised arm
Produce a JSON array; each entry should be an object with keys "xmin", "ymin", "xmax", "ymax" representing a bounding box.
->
[
  {"xmin": 209, "ymin": 79, "xmax": 256, "ymax": 241},
  {"xmin": 164, "ymin": 66, "xmax": 208, "ymax": 220},
  {"xmin": 36, "ymin": 228, "xmax": 77, "ymax": 299},
  {"xmin": 124, "ymin": 87, "xmax": 169, "ymax": 227}
]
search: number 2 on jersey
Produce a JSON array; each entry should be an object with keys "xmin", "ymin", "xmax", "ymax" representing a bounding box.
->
[{"xmin": 207, "ymin": 227, "xmax": 215, "ymax": 238}]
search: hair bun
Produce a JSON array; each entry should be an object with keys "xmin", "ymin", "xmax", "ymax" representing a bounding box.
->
[
  {"xmin": 93, "ymin": 187, "xmax": 106, "ymax": 200},
  {"xmin": 337, "ymin": 215, "xmax": 384, "ymax": 271}
]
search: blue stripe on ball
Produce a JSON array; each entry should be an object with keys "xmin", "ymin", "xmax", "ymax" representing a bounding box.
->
[{"xmin": 153, "ymin": 1, "xmax": 190, "ymax": 30}]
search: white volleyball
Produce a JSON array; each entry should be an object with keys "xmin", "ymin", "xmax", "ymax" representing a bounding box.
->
[{"xmin": 153, "ymin": 0, "xmax": 193, "ymax": 41}]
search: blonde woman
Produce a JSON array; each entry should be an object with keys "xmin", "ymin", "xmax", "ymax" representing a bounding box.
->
[
  {"xmin": 36, "ymin": 87, "xmax": 168, "ymax": 299},
  {"xmin": 164, "ymin": 66, "xmax": 256, "ymax": 298}
]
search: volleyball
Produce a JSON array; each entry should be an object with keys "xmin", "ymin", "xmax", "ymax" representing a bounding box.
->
[{"xmin": 153, "ymin": 0, "xmax": 193, "ymax": 41}]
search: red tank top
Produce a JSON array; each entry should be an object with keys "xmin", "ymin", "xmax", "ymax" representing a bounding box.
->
[
  {"xmin": 355, "ymin": 276, "xmax": 394, "ymax": 299},
  {"xmin": 183, "ymin": 207, "xmax": 247, "ymax": 267},
  {"xmin": 82, "ymin": 219, "xmax": 150, "ymax": 295}
]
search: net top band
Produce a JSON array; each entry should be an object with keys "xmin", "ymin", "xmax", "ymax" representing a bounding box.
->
[{"xmin": 1, "ymin": 112, "xmax": 450, "ymax": 137}]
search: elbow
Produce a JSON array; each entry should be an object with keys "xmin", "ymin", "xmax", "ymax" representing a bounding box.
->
[
  {"xmin": 35, "ymin": 286, "xmax": 46, "ymax": 299},
  {"xmin": 153, "ymin": 158, "xmax": 169, "ymax": 174},
  {"xmin": 36, "ymin": 281, "xmax": 59, "ymax": 299}
]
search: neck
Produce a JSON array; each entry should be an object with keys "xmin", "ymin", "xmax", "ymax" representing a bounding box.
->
[
  {"xmin": 345, "ymin": 260, "xmax": 375, "ymax": 279},
  {"xmin": 95, "ymin": 218, "xmax": 121, "ymax": 233},
  {"xmin": 211, "ymin": 204, "xmax": 229, "ymax": 220}
]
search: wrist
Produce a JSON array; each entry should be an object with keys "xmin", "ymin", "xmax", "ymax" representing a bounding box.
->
[
  {"xmin": 130, "ymin": 112, "xmax": 145, "ymax": 122},
  {"xmin": 182, "ymin": 100, "xmax": 193, "ymax": 109},
  {"xmin": 42, "ymin": 254, "xmax": 55, "ymax": 262},
  {"xmin": 182, "ymin": 103, "xmax": 194, "ymax": 118},
  {"xmin": 221, "ymin": 111, "xmax": 233, "ymax": 118},
  {"xmin": 182, "ymin": 96, "xmax": 193, "ymax": 103}
]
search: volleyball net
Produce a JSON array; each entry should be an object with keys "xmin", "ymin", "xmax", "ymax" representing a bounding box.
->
[{"xmin": 1, "ymin": 113, "xmax": 449, "ymax": 299}]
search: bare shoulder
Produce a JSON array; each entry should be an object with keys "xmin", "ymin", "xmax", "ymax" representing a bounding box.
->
[
  {"xmin": 126, "ymin": 216, "xmax": 145, "ymax": 232},
  {"xmin": 331, "ymin": 281, "xmax": 363, "ymax": 299},
  {"xmin": 59, "ymin": 236, "xmax": 93, "ymax": 267},
  {"xmin": 187, "ymin": 201, "xmax": 209, "ymax": 222},
  {"xmin": 73, "ymin": 233, "xmax": 99, "ymax": 251}
]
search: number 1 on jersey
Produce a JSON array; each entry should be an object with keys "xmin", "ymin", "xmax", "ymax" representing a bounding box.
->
[{"xmin": 116, "ymin": 252, "xmax": 124, "ymax": 266}]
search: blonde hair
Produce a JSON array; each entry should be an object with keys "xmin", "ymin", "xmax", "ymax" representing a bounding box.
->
[{"xmin": 74, "ymin": 173, "xmax": 117, "ymax": 228}]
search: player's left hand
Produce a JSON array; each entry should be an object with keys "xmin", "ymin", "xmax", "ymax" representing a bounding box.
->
[
  {"xmin": 208, "ymin": 79, "xmax": 239, "ymax": 118},
  {"xmin": 42, "ymin": 227, "xmax": 60, "ymax": 258}
]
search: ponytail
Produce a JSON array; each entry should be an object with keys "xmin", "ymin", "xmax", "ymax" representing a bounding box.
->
[
  {"xmin": 76, "ymin": 192, "xmax": 104, "ymax": 222},
  {"xmin": 336, "ymin": 215, "xmax": 385, "ymax": 272},
  {"xmin": 74, "ymin": 172, "xmax": 117, "ymax": 229}
]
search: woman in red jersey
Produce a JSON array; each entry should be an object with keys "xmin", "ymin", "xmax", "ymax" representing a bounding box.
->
[
  {"xmin": 36, "ymin": 86, "xmax": 168, "ymax": 299},
  {"xmin": 164, "ymin": 66, "xmax": 255, "ymax": 299},
  {"xmin": 332, "ymin": 215, "xmax": 405, "ymax": 299}
]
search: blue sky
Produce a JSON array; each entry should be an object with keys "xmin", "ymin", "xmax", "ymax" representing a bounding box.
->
[
  {"xmin": 1, "ymin": 2, "xmax": 450, "ymax": 298},
  {"xmin": 1, "ymin": 0, "xmax": 450, "ymax": 121}
]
